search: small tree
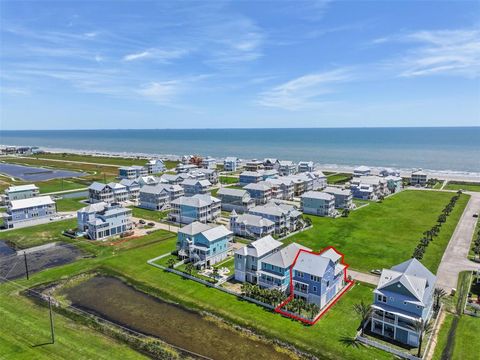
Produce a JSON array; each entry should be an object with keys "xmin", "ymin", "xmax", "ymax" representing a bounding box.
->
[
  {"xmin": 433, "ymin": 288, "xmax": 447, "ymax": 312},
  {"xmin": 185, "ymin": 262, "xmax": 194, "ymax": 275},
  {"xmin": 167, "ymin": 258, "xmax": 176, "ymax": 268},
  {"xmin": 414, "ymin": 319, "xmax": 433, "ymax": 357},
  {"xmin": 342, "ymin": 208, "xmax": 350, "ymax": 218},
  {"xmin": 212, "ymin": 267, "xmax": 219, "ymax": 279},
  {"xmin": 353, "ymin": 301, "xmax": 372, "ymax": 336}
]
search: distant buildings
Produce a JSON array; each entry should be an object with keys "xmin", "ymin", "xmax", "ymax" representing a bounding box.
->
[
  {"xmin": 201, "ymin": 157, "xmax": 217, "ymax": 170},
  {"xmin": 411, "ymin": 170, "xmax": 428, "ymax": 187},
  {"xmin": 181, "ymin": 179, "xmax": 212, "ymax": 196},
  {"xmin": 119, "ymin": 165, "xmax": 148, "ymax": 179},
  {"xmin": 4, "ymin": 184, "xmax": 39, "ymax": 202},
  {"xmin": 245, "ymin": 159, "xmax": 264, "ymax": 172},
  {"xmin": 146, "ymin": 159, "xmax": 165, "ymax": 174},
  {"xmin": 262, "ymin": 178, "xmax": 294, "ymax": 200},
  {"xmin": 301, "ymin": 191, "xmax": 336, "ymax": 217},
  {"xmin": 244, "ymin": 182, "xmax": 273, "ymax": 205},
  {"xmin": 239, "ymin": 171, "xmax": 264, "ymax": 185},
  {"xmin": 169, "ymin": 194, "xmax": 221, "ymax": 224},
  {"xmin": 77, "ymin": 202, "xmax": 133, "ymax": 240},
  {"xmin": 224, "ymin": 157, "xmax": 240, "ymax": 172},
  {"xmin": 350, "ymin": 176, "xmax": 388, "ymax": 200},
  {"xmin": 297, "ymin": 161, "xmax": 314, "ymax": 173},
  {"xmin": 138, "ymin": 184, "xmax": 184, "ymax": 210},
  {"xmin": 370, "ymin": 259, "xmax": 436, "ymax": 347},
  {"xmin": 216, "ymin": 188, "xmax": 255, "ymax": 213},
  {"xmin": 323, "ymin": 186, "xmax": 353, "ymax": 209},
  {"xmin": 229, "ymin": 211, "xmax": 275, "ymax": 239},
  {"xmin": 353, "ymin": 166, "xmax": 371, "ymax": 177},
  {"xmin": 277, "ymin": 160, "xmax": 297, "ymax": 176},
  {"xmin": 2, "ymin": 196, "xmax": 56, "ymax": 229},
  {"xmin": 119, "ymin": 179, "xmax": 141, "ymax": 201},
  {"xmin": 249, "ymin": 201, "xmax": 302, "ymax": 234},
  {"xmin": 385, "ymin": 176, "xmax": 403, "ymax": 194},
  {"xmin": 177, "ymin": 221, "xmax": 233, "ymax": 267},
  {"xmin": 193, "ymin": 168, "xmax": 219, "ymax": 184},
  {"xmin": 88, "ymin": 182, "xmax": 130, "ymax": 204},
  {"xmin": 379, "ymin": 168, "xmax": 400, "ymax": 177}
]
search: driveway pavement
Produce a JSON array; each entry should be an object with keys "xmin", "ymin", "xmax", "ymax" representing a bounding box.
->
[{"xmin": 435, "ymin": 191, "xmax": 480, "ymax": 291}]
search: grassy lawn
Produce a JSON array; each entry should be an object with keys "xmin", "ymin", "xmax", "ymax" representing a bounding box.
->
[
  {"xmin": 219, "ymin": 176, "xmax": 239, "ymax": 184},
  {"xmin": 0, "ymin": 282, "xmax": 148, "ymax": 360},
  {"xmin": 38, "ymin": 178, "xmax": 88, "ymax": 193},
  {"xmin": 444, "ymin": 181, "xmax": 480, "ymax": 192},
  {"xmin": 284, "ymin": 190, "xmax": 469, "ymax": 273},
  {"xmin": 31, "ymin": 153, "xmax": 148, "ymax": 166},
  {"xmin": 0, "ymin": 218, "xmax": 77, "ymax": 249},
  {"xmin": 327, "ymin": 173, "xmax": 352, "ymax": 184},
  {"xmin": 129, "ymin": 207, "xmax": 170, "ymax": 222},
  {"xmin": 56, "ymin": 197, "xmax": 87, "ymax": 212}
]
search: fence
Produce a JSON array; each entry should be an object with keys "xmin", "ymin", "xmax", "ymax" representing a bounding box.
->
[{"xmin": 356, "ymin": 333, "xmax": 421, "ymax": 360}]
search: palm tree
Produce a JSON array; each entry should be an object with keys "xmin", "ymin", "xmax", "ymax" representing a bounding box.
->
[
  {"xmin": 342, "ymin": 208, "xmax": 350, "ymax": 217},
  {"xmin": 167, "ymin": 258, "xmax": 176, "ymax": 268},
  {"xmin": 212, "ymin": 267, "xmax": 219, "ymax": 279},
  {"xmin": 433, "ymin": 288, "xmax": 447, "ymax": 312},
  {"xmin": 414, "ymin": 319, "xmax": 433, "ymax": 357},
  {"xmin": 185, "ymin": 262, "xmax": 194, "ymax": 275},
  {"xmin": 353, "ymin": 301, "xmax": 372, "ymax": 336}
]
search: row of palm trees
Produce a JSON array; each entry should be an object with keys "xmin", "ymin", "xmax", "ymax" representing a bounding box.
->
[
  {"xmin": 283, "ymin": 297, "xmax": 320, "ymax": 320},
  {"xmin": 241, "ymin": 283, "xmax": 287, "ymax": 307},
  {"xmin": 412, "ymin": 192, "xmax": 461, "ymax": 260}
]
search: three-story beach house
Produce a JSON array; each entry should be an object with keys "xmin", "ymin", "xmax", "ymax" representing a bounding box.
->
[
  {"xmin": 216, "ymin": 188, "xmax": 255, "ymax": 213},
  {"xmin": 169, "ymin": 194, "xmax": 221, "ymax": 224},
  {"xmin": 301, "ymin": 191, "xmax": 336, "ymax": 217},
  {"xmin": 229, "ymin": 211, "xmax": 275, "ymax": 239}
]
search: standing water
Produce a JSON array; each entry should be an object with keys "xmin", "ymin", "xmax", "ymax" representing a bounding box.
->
[{"xmin": 62, "ymin": 276, "xmax": 297, "ymax": 360}]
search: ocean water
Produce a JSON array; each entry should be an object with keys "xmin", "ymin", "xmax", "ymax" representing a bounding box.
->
[{"xmin": 1, "ymin": 128, "xmax": 479, "ymax": 173}]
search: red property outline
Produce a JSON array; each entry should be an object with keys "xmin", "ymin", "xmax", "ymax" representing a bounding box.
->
[{"xmin": 274, "ymin": 246, "xmax": 354, "ymax": 325}]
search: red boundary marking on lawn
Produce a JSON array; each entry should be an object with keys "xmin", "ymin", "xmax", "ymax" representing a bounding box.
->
[{"xmin": 274, "ymin": 246, "xmax": 355, "ymax": 325}]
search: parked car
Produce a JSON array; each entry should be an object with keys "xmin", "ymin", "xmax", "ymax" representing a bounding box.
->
[
  {"xmin": 148, "ymin": 222, "xmax": 155, "ymax": 227},
  {"xmin": 473, "ymin": 213, "xmax": 479, "ymax": 218},
  {"xmin": 370, "ymin": 269, "xmax": 382, "ymax": 275},
  {"xmin": 139, "ymin": 219, "xmax": 146, "ymax": 224}
]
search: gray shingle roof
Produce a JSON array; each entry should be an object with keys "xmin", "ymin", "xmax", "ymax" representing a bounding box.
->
[
  {"xmin": 301, "ymin": 191, "xmax": 334, "ymax": 201},
  {"xmin": 261, "ymin": 243, "xmax": 311, "ymax": 268},
  {"xmin": 294, "ymin": 251, "xmax": 332, "ymax": 278}
]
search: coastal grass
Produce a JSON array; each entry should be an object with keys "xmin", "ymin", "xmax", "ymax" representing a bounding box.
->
[
  {"xmin": 56, "ymin": 197, "xmax": 87, "ymax": 212},
  {"xmin": 1, "ymin": 218, "xmax": 77, "ymax": 249},
  {"xmin": 219, "ymin": 176, "xmax": 239, "ymax": 184},
  {"xmin": 284, "ymin": 190, "xmax": 469, "ymax": 273},
  {"xmin": 327, "ymin": 173, "xmax": 352, "ymax": 184},
  {"xmin": 129, "ymin": 207, "xmax": 170, "ymax": 222},
  {"xmin": 31, "ymin": 153, "xmax": 148, "ymax": 166},
  {"xmin": 444, "ymin": 181, "xmax": 480, "ymax": 192},
  {"xmin": 38, "ymin": 178, "xmax": 88, "ymax": 193},
  {"xmin": 0, "ymin": 282, "xmax": 148, "ymax": 360}
]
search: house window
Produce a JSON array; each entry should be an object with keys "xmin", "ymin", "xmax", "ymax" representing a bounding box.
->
[
  {"xmin": 377, "ymin": 295, "xmax": 387, "ymax": 303},
  {"xmin": 404, "ymin": 301, "xmax": 407, "ymax": 305},
  {"xmin": 313, "ymin": 286, "xmax": 317, "ymax": 292}
]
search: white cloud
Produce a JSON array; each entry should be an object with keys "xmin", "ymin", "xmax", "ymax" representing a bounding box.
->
[
  {"xmin": 136, "ymin": 81, "xmax": 180, "ymax": 104},
  {"xmin": 257, "ymin": 69, "xmax": 353, "ymax": 110},
  {"xmin": 123, "ymin": 50, "xmax": 151, "ymax": 61},
  {"xmin": 122, "ymin": 48, "xmax": 189, "ymax": 62}
]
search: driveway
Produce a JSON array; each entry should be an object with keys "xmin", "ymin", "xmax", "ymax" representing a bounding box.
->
[{"xmin": 435, "ymin": 191, "xmax": 480, "ymax": 291}]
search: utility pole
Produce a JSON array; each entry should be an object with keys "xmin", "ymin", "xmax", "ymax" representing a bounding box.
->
[
  {"xmin": 23, "ymin": 252, "xmax": 29, "ymax": 280},
  {"xmin": 48, "ymin": 296, "xmax": 55, "ymax": 344}
]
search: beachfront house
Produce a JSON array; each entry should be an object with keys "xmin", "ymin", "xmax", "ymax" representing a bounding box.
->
[
  {"xmin": 201, "ymin": 157, "xmax": 217, "ymax": 170},
  {"xmin": 261, "ymin": 169, "xmax": 279, "ymax": 180},
  {"xmin": 181, "ymin": 179, "xmax": 212, "ymax": 196},
  {"xmin": 224, "ymin": 157, "xmax": 240, "ymax": 172},
  {"xmin": 262, "ymin": 178, "xmax": 294, "ymax": 200},
  {"xmin": 244, "ymin": 182, "xmax": 273, "ymax": 205},
  {"xmin": 277, "ymin": 160, "xmax": 297, "ymax": 176},
  {"xmin": 169, "ymin": 194, "xmax": 221, "ymax": 224},
  {"xmin": 2, "ymin": 196, "xmax": 57, "ymax": 229},
  {"xmin": 229, "ymin": 211, "xmax": 275, "ymax": 239},
  {"xmin": 245, "ymin": 159, "xmax": 264, "ymax": 172},
  {"xmin": 385, "ymin": 176, "xmax": 403, "ymax": 194},
  {"xmin": 410, "ymin": 170, "xmax": 428, "ymax": 187},
  {"xmin": 350, "ymin": 176, "xmax": 388, "ymax": 200},
  {"xmin": 191, "ymin": 168, "xmax": 218, "ymax": 184},
  {"xmin": 119, "ymin": 165, "xmax": 148, "ymax": 179},
  {"xmin": 380, "ymin": 168, "xmax": 400, "ymax": 177},
  {"xmin": 216, "ymin": 188, "xmax": 255, "ymax": 213},
  {"xmin": 177, "ymin": 222, "xmax": 233, "ymax": 267},
  {"xmin": 80, "ymin": 203, "xmax": 133, "ymax": 240},
  {"xmin": 306, "ymin": 171, "xmax": 328, "ymax": 190},
  {"xmin": 137, "ymin": 176, "xmax": 160, "ymax": 187},
  {"xmin": 369, "ymin": 259, "xmax": 436, "ymax": 347},
  {"xmin": 239, "ymin": 171, "xmax": 264, "ymax": 185},
  {"xmin": 119, "ymin": 179, "xmax": 141, "ymax": 201},
  {"xmin": 234, "ymin": 235, "xmax": 282, "ymax": 283},
  {"xmin": 4, "ymin": 184, "xmax": 39, "ymax": 202},
  {"xmin": 176, "ymin": 163, "xmax": 198, "ymax": 173},
  {"xmin": 297, "ymin": 161, "xmax": 314, "ymax": 173},
  {"xmin": 292, "ymin": 248, "xmax": 346, "ymax": 309},
  {"xmin": 249, "ymin": 202, "xmax": 302, "ymax": 234},
  {"xmin": 146, "ymin": 159, "xmax": 165, "ymax": 174},
  {"xmin": 138, "ymin": 184, "xmax": 184, "ymax": 210},
  {"xmin": 263, "ymin": 158, "xmax": 279, "ymax": 170},
  {"xmin": 258, "ymin": 243, "xmax": 310, "ymax": 291},
  {"xmin": 354, "ymin": 166, "xmax": 371, "ymax": 177},
  {"xmin": 301, "ymin": 191, "xmax": 336, "ymax": 217},
  {"xmin": 323, "ymin": 186, "xmax": 353, "ymax": 209}
]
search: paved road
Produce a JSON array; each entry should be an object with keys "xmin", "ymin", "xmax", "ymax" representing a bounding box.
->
[
  {"xmin": 132, "ymin": 216, "xmax": 180, "ymax": 234},
  {"xmin": 348, "ymin": 269, "xmax": 379, "ymax": 285},
  {"xmin": 436, "ymin": 191, "xmax": 480, "ymax": 291}
]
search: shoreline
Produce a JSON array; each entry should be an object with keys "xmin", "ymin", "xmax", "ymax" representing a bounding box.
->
[{"xmin": 2, "ymin": 143, "xmax": 480, "ymax": 182}]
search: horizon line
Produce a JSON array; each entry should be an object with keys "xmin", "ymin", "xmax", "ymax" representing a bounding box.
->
[{"xmin": 1, "ymin": 125, "xmax": 480, "ymax": 131}]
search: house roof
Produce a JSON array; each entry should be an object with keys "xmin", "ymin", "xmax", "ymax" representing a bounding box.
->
[
  {"xmin": 244, "ymin": 183, "xmax": 272, "ymax": 191},
  {"xmin": 224, "ymin": 157, "xmax": 238, "ymax": 162},
  {"xmin": 240, "ymin": 171, "xmax": 263, "ymax": 177},
  {"xmin": 234, "ymin": 213, "xmax": 275, "ymax": 228},
  {"xmin": 181, "ymin": 179, "xmax": 212, "ymax": 187},
  {"xmin": 235, "ymin": 235, "xmax": 282, "ymax": 257},
  {"xmin": 172, "ymin": 194, "xmax": 219, "ymax": 207},
  {"xmin": 119, "ymin": 179, "xmax": 140, "ymax": 187},
  {"xmin": 179, "ymin": 221, "xmax": 212, "ymax": 235},
  {"xmin": 217, "ymin": 188, "xmax": 248, "ymax": 197},
  {"xmin": 78, "ymin": 202, "xmax": 107, "ymax": 213},
  {"xmin": 321, "ymin": 248, "xmax": 342, "ymax": 263},
  {"xmin": 202, "ymin": 225, "xmax": 232, "ymax": 242},
  {"xmin": 412, "ymin": 170, "xmax": 427, "ymax": 176},
  {"xmin": 294, "ymin": 251, "xmax": 332, "ymax": 278},
  {"xmin": 301, "ymin": 191, "xmax": 334, "ymax": 201},
  {"xmin": 323, "ymin": 186, "xmax": 351, "ymax": 196},
  {"xmin": 298, "ymin": 161, "xmax": 314, "ymax": 166},
  {"xmin": 262, "ymin": 243, "xmax": 311, "ymax": 268},
  {"xmin": 263, "ymin": 158, "xmax": 277, "ymax": 164},
  {"xmin": 10, "ymin": 195, "xmax": 54, "ymax": 210},
  {"xmin": 278, "ymin": 160, "xmax": 295, "ymax": 166},
  {"xmin": 88, "ymin": 182, "xmax": 107, "ymax": 191},
  {"xmin": 107, "ymin": 182, "xmax": 126, "ymax": 190},
  {"xmin": 6, "ymin": 184, "xmax": 39, "ymax": 193},
  {"xmin": 377, "ymin": 258, "xmax": 436, "ymax": 306},
  {"xmin": 354, "ymin": 165, "xmax": 371, "ymax": 172}
]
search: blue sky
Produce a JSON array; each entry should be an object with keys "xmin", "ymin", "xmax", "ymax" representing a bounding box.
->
[{"xmin": 0, "ymin": 0, "xmax": 479, "ymax": 130}]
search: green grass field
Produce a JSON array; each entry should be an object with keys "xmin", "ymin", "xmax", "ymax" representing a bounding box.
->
[
  {"xmin": 56, "ymin": 197, "xmax": 87, "ymax": 212},
  {"xmin": 444, "ymin": 181, "xmax": 480, "ymax": 192},
  {"xmin": 31, "ymin": 153, "xmax": 148, "ymax": 166},
  {"xmin": 284, "ymin": 190, "xmax": 469, "ymax": 273},
  {"xmin": 327, "ymin": 173, "xmax": 352, "ymax": 184},
  {"xmin": 1, "ymin": 218, "xmax": 77, "ymax": 249},
  {"xmin": 129, "ymin": 207, "xmax": 170, "ymax": 222},
  {"xmin": 219, "ymin": 176, "xmax": 239, "ymax": 184}
]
